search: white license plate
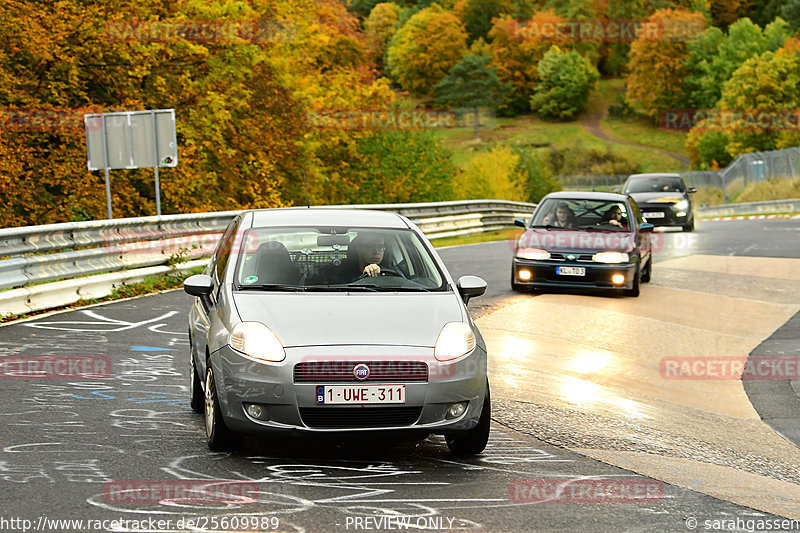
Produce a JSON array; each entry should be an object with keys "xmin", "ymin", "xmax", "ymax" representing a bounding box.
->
[
  {"xmin": 316, "ymin": 385, "xmax": 406, "ymax": 405},
  {"xmin": 644, "ymin": 212, "xmax": 665, "ymax": 218},
  {"xmin": 556, "ymin": 266, "xmax": 585, "ymax": 276}
]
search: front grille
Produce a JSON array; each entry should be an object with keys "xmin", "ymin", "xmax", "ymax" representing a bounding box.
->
[
  {"xmin": 294, "ymin": 361, "xmax": 428, "ymax": 383},
  {"xmin": 299, "ymin": 407, "xmax": 422, "ymax": 428},
  {"xmin": 549, "ymin": 253, "xmax": 594, "ymax": 263}
]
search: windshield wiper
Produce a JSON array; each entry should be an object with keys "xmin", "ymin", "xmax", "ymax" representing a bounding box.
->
[
  {"xmin": 235, "ymin": 284, "xmax": 306, "ymax": 291},
  {"xmin": 351, "ymin": 284, "xmax": 435, "ymax": 292},
  {"xmin": 303, "ymin": 285, "xmax": 380, "ymax": 292}
]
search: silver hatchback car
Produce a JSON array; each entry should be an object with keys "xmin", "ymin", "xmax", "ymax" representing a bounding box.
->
[{"xmin": 183, "ymin": 208, "xmax": 490, "ymax": 454}]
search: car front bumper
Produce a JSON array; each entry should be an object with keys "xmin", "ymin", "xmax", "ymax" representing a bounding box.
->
[
  {"xmin": 640, "ymin": 205, "xmax": 691, "ymax": 226},
  {"xmin": 208, "ymin": 344, "xmax": 487, "ymax": 436},
  {"xmin": 512, "ymin": 257, "xmax": 638, "ymax": 290}
]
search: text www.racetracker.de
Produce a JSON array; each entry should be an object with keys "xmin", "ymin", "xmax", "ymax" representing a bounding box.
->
[{"xmin": 0, "ymin": 515, "xmax": 281, "ymax": 532}]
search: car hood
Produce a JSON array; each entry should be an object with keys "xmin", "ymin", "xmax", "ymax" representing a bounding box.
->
[
  {"xmin": 629, "ymin": 192, "xmax": 684, "ymax": 204},
  {"xmin": 232, "ymin": 291, "xmax": 464, "ymax": 348},
  {"xmin": 518, "ymin": 228, "xmax": 635, "ymax": 253}
]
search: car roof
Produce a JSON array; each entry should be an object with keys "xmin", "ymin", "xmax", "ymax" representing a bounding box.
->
[
  {"xmin": 248, "ymin": 207, "xmax": 411, "ymax": 229},
  {"xmin": 626, "ymin": 173, "xmax": 682, "ymax": 180},
  {"xmin": 542, "ymin": 191, "xmax": 630, "ymax": 202}
]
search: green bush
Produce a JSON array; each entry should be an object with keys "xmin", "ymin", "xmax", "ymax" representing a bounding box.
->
[
  {"xmin": 530, "ymin": 46, "xmax": 599, "ymax": 120},
  {"xmin": 341, "ymin": 130, "xmax": 456, "ymax": 204},
  {"xmin": 454, "ymin": 146, "xmax": 526, "ymax": 201},
  {"xmin": 512, "ymin": 147, "xmax": 560, "ymax": 203}
]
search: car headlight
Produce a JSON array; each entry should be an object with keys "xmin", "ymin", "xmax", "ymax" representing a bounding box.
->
[
  {"xmin": 434, "ymin": 322, "xmax": 476, "ymax": 362},
  {"xmin": 675, "ymin": 199, "xmax": 689, "ymax": 210},
  {"xmin": 517, "ymin": 248, "xmax": 551, "ymax": 260},
  {"xmin": 593, "ymin": 251, "xmax": 630, "ymax": 263},
  {"xmin": 229, "ymin": 322, "xmax": 285, "ymax": 362}
]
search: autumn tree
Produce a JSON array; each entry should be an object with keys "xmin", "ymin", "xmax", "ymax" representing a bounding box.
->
[
  {"xmin": 434, "ymin": 53, "xmax": 507, "ymax": 136},
  {"xmin": 682, "ymin": 18, "xmax": 789, "ymax": 110},
  {"xmin": 487, "ymin": 12, "xmax": 561, "ymax": 115},
  {"xmin": 0, "ymin": 0, "xmax": 395, "ymax": 226},
  {"xmin": 720, "ymin": 47, "xmax": 800, "ymax": 155},
  {"xmin": 530, "ymin": 45, "xmax": 599, "ymax": 119},
  {"xmin": 386, "ymin": 6, "xmax": 469, "ymax": 96},
  {"xmin": 453, "ymin": 146, "xmax": 525, "ymax": 201},
  {"xmin": 512, "ymin": 146, "xmax": 560, "ymax": 203},
  {"xmin": 686, "ymin": 122, "xmax": 732, "ymax": 170},
  {"xmin": 364, "ymin": 3, "xmax": 400, "ymax": 67},
  {"xmin": 453, "ymin": 0, "xmax": 511, "ymax": 44},
  {"xmin": 626, "ymin": 8, "xmax": 706, "ymax": 119},
  {"xmin": 783, "ymin": 0, "xmax": 800, "ymax": 33}
]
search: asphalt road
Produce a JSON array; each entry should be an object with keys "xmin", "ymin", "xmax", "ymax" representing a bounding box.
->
[{"xmin": 0, "ymin": 218, "xmax": 797, "ymax": 532}]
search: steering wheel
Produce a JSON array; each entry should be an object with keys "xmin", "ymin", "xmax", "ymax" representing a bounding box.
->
[{"xmin": 357, "ymin": 267, "xmax": 406, "ymax": 279}]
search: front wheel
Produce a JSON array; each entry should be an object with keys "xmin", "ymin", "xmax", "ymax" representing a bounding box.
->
[
  {"xmin": 445, "ymin": 381, "xmax": 491, "ymax": 455},
  {"xmin": 683, "ymin": 217, "xmax": 694, "ymax": 232},
  {"xmin": 205, "ymin": 367, "xmax": 236, "ymax": 451}
]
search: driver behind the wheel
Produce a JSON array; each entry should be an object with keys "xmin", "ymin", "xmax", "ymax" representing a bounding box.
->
[
  {"xmin": 352, "ymin": 233, "xmax": 386, "ymax": 278},
  {"xmin": 327, "ymin": 232, "xmax": 387, "ymax": 283}
]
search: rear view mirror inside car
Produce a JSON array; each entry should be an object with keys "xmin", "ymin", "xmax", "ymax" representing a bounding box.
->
[{"xmin": 317, "ymin": 234, "xmax": 351, "ymax": 246}]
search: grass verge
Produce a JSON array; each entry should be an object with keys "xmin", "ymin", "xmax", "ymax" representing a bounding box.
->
[{"xmin": 430, "ymin": 227, "xmax": 523, "ymax": 248}]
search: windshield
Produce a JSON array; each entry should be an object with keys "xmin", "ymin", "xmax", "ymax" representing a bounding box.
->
[
  {"xmin": 624, "ymin": 176, "xmax": 685, "ymax": 193},
  {"xmin": 231, "ymin": 227, "xmax": 446, "ymax": 291},
  {"xmin": 530, "ymin": 198, "xmax": 631, "ymax": 231}
]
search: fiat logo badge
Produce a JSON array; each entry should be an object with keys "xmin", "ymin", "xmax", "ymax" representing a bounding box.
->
[{"xmin": 353, "ymin": 363, "xmax": 370, "ymax": 380}]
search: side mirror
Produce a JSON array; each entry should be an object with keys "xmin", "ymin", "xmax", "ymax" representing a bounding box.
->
[
  {"xmin": 457, "ymin": 275, "xmax": 487, "ymax": 305},
  {"xmin": 639, "ymin": 223, "xmax": 654, "ymax": 233},
  {"xmin": 514, "ymin": 218, "xmax": 527, "ymax": 228},
  {"xmin": 687, "ymin": 187, "xmax": 697, "ymax": 193},
  {"xmin": 184, "ymin": 274, "xmax": 214, "ymax": 309},
  {"xmin": 613, "ymin": 188, "xmax": 622, "ymax": 194}
]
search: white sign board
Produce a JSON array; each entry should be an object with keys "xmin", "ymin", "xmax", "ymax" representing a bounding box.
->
[{"xmin": 85, "ymin": 109, "xmax": 177, "ymax": 170}]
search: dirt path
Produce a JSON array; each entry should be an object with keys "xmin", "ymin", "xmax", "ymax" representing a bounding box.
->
[{"xmin": 583, "ymin": 109, "xmax": 690, "ymax": 171}]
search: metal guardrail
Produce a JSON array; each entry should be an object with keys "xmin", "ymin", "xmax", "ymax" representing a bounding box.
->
[
  {"xmin": 0, "ymin": 200, "xmax": 536, "ymax": 297},
  {"xmin": 696, "ymin": 198, "xmax": 800, "ymax": 218}
]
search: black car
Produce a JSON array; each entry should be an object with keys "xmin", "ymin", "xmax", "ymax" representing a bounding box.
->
[
  {"xmin": 511, "ymin": 191, "xmax": 653, "ymax": 297},
  {"xmin": 621, "ymin": 173, "xmax": 697, "ymax": 232}
]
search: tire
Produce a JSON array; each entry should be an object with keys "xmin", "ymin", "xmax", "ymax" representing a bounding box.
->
[
  {"xmin": 204, "ymin": 366, "xmax": 236, "ymax": 451},
  {"xmin": 445, "ymin": 381, "xmax": 491, "ymax": 455},
  {"xmin": 641, "ymin": 256, "xmax": 652, "ymax": 283},
  {"xmin": 683, "ymin": 217, "xmax": 694, "ymax": 232},
  {"xmin": 189, "ymin": 353, "xmax": 204, "ymax": 414},
  {"xmin": 624, "ymin": 263, "xmax": 641, "ymax": 297}
]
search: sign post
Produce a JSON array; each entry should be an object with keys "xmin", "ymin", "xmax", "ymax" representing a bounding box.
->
[{"xmin": 85, "ymin": 109, "xmax": 178, "ymax": 218}]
